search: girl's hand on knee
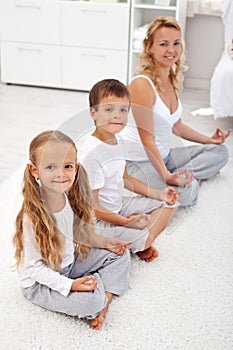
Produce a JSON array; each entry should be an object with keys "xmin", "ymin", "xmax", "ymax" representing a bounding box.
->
[
  {"xmin": 105, "ymin": 238, "xmax": 132, "ymax": 255},
  {"xmin": 71, "ymin": 275, "xmax": 97, "ymax": 292},
  {"xmin": 126, "ymin": 213, "xmax": 151, "ymax": 229}
]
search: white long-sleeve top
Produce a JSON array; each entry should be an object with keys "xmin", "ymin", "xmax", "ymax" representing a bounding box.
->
[{"xmin": 18, "ymin": 196, "xmax": 74, "ymax": 297}]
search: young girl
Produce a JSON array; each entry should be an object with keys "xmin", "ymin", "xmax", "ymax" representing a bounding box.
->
[
  {"xmin": 13, "ymin": 130, "xmax": 130, "ymax": 330},
  {"xmin": 120, "ymin": 16, "xmax": 231, "ymax": 207}
]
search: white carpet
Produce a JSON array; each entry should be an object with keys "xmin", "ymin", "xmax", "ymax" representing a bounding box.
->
[{"xmin": 0, "ymin": 160, "xmax": 233, "ymax": 350}]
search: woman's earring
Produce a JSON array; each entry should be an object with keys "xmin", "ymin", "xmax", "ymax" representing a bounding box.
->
[{"xmin": 35, "ymin": 177, "xmax": 41, "ymax": 185}]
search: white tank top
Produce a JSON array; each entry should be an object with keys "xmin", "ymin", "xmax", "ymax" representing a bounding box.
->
[{"xmin": 119, "ymin": 75, "xmax": 182, "ymax": 160}]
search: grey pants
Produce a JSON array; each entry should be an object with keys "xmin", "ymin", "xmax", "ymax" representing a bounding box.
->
[
  {"xmin": 95, "ymin": 195, "xmax": 167, "ymax": 253},
  {"xmin": 126, "ymin": 144, "xmax": 229, "ymax": 207},
  {"xmin": 22, "ymin": 248, "xmax": 130, "ymax": 320}
]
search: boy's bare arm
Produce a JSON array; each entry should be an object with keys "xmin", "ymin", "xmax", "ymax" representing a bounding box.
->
[
  {"xmin": 92, "ymin": 189, "xmax": 129, "ymax": 226},
  {"xmin": 123, "ymin": 168, "xmax": 162, "ymax": 200},
  {"xmin": 92, "ymin": 189, "xmax": 153, "ymax": 229}
]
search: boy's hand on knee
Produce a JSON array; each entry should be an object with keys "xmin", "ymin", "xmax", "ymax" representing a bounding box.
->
[
  {"xmin": 161, "ymin": 187, "xmax": 180, "ymax": 204},
  {"xmin": 125, "ymin": 213, "xmax": 151, "ymax": 229},
  {"xmin": 71, "ymin": 275, "xmax": 97, "ymax": 292}
]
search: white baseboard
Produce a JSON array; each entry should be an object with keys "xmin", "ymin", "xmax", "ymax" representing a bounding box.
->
[{"xmin": 184, "ymin": 78, "xmax": 210, "ymax": 90}]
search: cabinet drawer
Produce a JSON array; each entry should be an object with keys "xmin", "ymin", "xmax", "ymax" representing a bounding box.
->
[
  {"xmin": 0, "ymin": 42, "xmax": 61, "ymax": 87},
  {"xmin": 62, "ymin": 47, "xmax": 128, "ymax": 91},
  {"xmin": 0, "ymin": 0, "xmax": 61, "ymax": 44},
  {"xmin": 61, "ymin": 2, "xmax": 129, "ymax": 50}
]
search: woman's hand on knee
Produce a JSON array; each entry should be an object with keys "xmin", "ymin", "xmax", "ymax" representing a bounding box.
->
[
  {"xmin": 165, "ymin": 168, "xmax": 194, "ymax": 187},
  {"xmin": 210, "ymin": 128, "xmax": 231, "ymax": 144}
]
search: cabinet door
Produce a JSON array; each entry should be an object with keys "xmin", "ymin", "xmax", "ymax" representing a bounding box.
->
[
  {"xmin": 0, "ymin": 42, "xmax": 61, "ymax": 87},
  {"xmin": 61, "ymin": 2, "xmax": 129, "ymax": 50},
  {"xmin": 0, "ymin": 0, "xmax": 61, "ymax": 44},
  {"xmin": 62, "ymin": 47, "xmax": 128, "ymax": 91}
]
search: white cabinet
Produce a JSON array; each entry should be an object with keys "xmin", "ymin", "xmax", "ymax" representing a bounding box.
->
[
  {"xmin": 1, "ymin": 42, "xmax": 61, "ymax": 87},
  {"xmin": 0, "ymin": 0, "xmax": 62, "ymax": 88},
  {"xmin": 0, "ymin": 0, "xmax": 130, "ymax": 91},
  {"xmin": 61, "ymin": 2, "xmax": 129, "ymax": 50},
  {"xmin": 61, "ymin": 1, "xmax": 129, "ymax": 90},
  {"xmin": 62, "ymin": 47, "xmax": 128, "ymax": 91},
  {"xmin": 129, "ymin": 0, "xmax": 187, "ymax": 78},
  {"xmin": 0, "ymin": 1, "xmax": 61, "ymax": 44}
]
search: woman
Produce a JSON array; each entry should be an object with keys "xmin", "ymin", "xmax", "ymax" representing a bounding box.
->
[{"xmin": 120, "ymin": 16, "xmax": 231, "ymax": 206}]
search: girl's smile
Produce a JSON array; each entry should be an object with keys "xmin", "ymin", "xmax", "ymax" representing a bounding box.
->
[{"xmin": 29, "ymin": 142, "xmax": 78, "ymax": 196}]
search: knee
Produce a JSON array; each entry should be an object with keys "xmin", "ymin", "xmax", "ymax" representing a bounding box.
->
[
  {"xmin": 217, "ymin": 144, "xmax": 229, "ymax": 166},
  {"xmin": 179, "ymin": 179, "xmax": 199, "ymax": 207},
  {"xmin": 120, "ymin": 249, "xmax": 131, "ymax": 265},
  {"xmin": 77, "ymin": 277, "xmax": 107, "ymax": 319},
  {"xmin": 86, "ymin": 286, "xmax": 107, "ymax": 317},
  {"xmin": 209, "ymin": 143, "xmax": 229, "ymax": 166},
  {"xmin": 108, "ymin": 248, "xmax": 131, "ymax": 266}
]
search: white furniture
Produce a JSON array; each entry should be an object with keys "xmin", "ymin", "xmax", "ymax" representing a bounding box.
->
[
  {"xmin": 61, "ymin": 1, "xmax": 129, "ymax": 90},
  {"xmin": 0, "ymin": 1, "xmax": 62, "ymax": 88},
  {"xmin": 129, "ymin": 0, "xmax": 187, "ymax": 78},
  {"xmin": 0, "ymin": 0, "xmax": 186, "ymax": 91},
  {"xmin": 0, "ymin": 0, "xmax": 130, "ymax": 90},
  {"xmin": 210, "ymin": 0, "xmax": 233, "ymax": 118}
]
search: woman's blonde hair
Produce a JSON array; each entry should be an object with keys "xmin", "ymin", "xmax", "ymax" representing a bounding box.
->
[
  {"xmin": 138, "ymin": 16, "xmax": 186, "ymax": 92},
  {"xmin": 13, "ymin": 130, "xmax": 93, "ymax": 270}
]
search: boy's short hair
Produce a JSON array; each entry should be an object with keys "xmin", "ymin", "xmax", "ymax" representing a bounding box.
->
[{"xmin": 89, "ymin": 79, "xmax": 130, "ymax": 110}]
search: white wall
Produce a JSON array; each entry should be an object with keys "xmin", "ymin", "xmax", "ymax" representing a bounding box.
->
[{"xmin": 184, "ymin": 14, "xmax": 224, "ymax": 90}]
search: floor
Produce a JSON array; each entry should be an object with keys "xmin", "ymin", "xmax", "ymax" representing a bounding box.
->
[
  {"xmin": 0, "ymin": 82, "xmax": 232, "ymax": 349},
  {"xmin": 0, "ymin": 82, "xmax": 232, "ymax": 183}
]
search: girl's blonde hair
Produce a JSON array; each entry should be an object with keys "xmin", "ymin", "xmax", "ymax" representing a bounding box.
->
[
  {"xmin": 13, "ymin": 130, "xmax": 93, "ymax": 270},
  {"xmin": 138, "ymin": 16, "xmax": 186, "ymax": 92}
]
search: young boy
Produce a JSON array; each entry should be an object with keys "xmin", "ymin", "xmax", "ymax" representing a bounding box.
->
[{"xmin": 79, "ymin": 79, "xmax": 179, "ymax": 262}]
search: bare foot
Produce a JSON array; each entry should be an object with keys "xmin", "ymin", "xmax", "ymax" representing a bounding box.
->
[
  {"xmin": 89, "ymin": 313, "xmax": 105, "ymax": 330},
  {"xmin": 137, "ymin": 246, "xmax": 159, "ymax": 262}
]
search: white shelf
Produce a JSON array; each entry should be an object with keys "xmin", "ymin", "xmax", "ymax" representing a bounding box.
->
[{"xmin": 133, "ymin": 4, "xmax": 177, "ymax": 10}]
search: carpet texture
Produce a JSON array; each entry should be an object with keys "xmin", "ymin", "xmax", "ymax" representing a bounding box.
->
[{"xmin": 0, "ymin": 160, "xmax": 233, "ymax": 350}]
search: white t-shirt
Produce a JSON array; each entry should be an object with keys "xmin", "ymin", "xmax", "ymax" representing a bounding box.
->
[
  {"xmin": 79, "ymin": 135, "xmax": 126, "ymax": 213},
  {"xmin": 18, "ymin": 195, "xmax": 74, "ymax": 297},
  {"xmin": 119, "ymin": 75, "xmax": 182, "ymax": 160}
]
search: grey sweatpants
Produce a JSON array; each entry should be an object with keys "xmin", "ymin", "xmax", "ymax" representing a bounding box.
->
[
  {"xmin": 126, "ymin": 144, "xmax": 229, "ymax": 207},
  {"xmin": 21, "ymin": 248, "xmax": 130, "ymax": 320},
  {"xmin": 95, "ymin": 195, "xmax": 174, "ymax": 253}
]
